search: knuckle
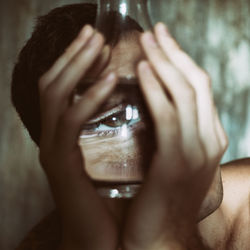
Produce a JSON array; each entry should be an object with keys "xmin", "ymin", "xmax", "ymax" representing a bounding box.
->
[
  {"xmin": 86, "ymin": 87, "xmax": 99, "ymax": 100},
  {"xmin": 213, "ymin": 130, "xmax": 229, "ymax": 158},
  {"xmin": 66, "ymin": 38, "xmax": 82, "ymax": 53},
  {"xmin": 59, "ymin": 112, "xmax": 73, "ymax": 128},
  {"xmin": 221, "ymin": 133, "xmax": 229, "ymax": 153},
  {"xmin": 160, "ymin": 159, "xmax": 189, "ymax": 183},
  {"xmin": 58, "ymin": 108, "xmax": 79, "ymax": 131},
  {"xmin": 192, "ymin": 151, "xmax": 206, "ymax": 169},
  {"xmin": 200, "ymin": 71, "xmax": 212, "ymax": 88},
  {"xmin": 42, "ymin": 85, "xmax": 57, "ymax": 103},
  {"xmin": 156, "ymin": 107, "xmax": 176, "ymax": 124},
  {"xmin": 184, "ymin": 143, "xmax": 206, "ymax": 170},
  {"xmin": 223, "ymin": 135, "xmax": 229, "ymax": 150},
  {"xmin": 208, "ymin": 146, "xmax": 221, "ymax": 164},
  {"xmin": 38, "ymin": 74, "xmax": 49, "ymax": 90},
  {"xmin": 97, "ymin": 32, "xmax": 105, "ymax": 44},
  {"xmin": 70, "ymin": 54, "xmax": 81, "ymax": 67},
  {"xmin": 183, "ymin": 85, "xmax": 196, "ymax": 101}
]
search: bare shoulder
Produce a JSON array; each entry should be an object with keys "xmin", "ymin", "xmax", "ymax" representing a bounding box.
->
[
  {"xmin": 222, "ymin": 157, "xmax": 250, "ymax": 178},
  {"xmin": 221, "ymin": 157, "xmax": 250, "ymax": 215},
  {"xmin": 200, "ymin": 158, "xmax": 250, "ymax": 249},
  {"xmin": 220, "ymin": 158, "xmax": 250, "ymax": 249}
]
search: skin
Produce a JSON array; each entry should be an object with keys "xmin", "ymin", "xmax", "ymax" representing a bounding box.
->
[
  {"xmin": 38, "ymin": 23, "xmax": 250, "ymax": 250},
  {"xmin": 77, "ymin": 32, "xmax": 153, "ymax": 182}
]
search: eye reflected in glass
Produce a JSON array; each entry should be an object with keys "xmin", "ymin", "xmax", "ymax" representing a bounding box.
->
[
  {"xmin": 79, "ymin": 104, "xmax": 147, "ymax": 182},
  {"xmin": 77, "ymin": 78, "xmax": 155, "ymax": 184},
  {"xmin": 80, "ymin": 105, "xmax": 141, "ymax": 137}
]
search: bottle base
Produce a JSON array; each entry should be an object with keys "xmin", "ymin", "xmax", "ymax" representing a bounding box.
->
[{"xmin": 96, "ymin": 184, "xmax": 141, "ymax": 198}]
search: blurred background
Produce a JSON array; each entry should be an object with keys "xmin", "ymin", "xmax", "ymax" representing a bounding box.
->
[{"xmin": 0, "ymin": 0, "xmax": 250, "ymax": 249}]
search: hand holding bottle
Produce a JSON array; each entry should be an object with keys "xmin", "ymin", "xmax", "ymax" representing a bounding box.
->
[
  {"xmin": 38, "ymin": 20, "xmax": 228, "ymax": 250},
  {"xmin": 38, "ymin": 25, "xmax": 119, "ymax": 250},
  {"xmin": 122, "ymin": 23, "xmax": 228, "ymax": 250}
]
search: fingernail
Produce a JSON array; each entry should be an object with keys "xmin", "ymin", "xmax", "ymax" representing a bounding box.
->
[
  {"xmin": 143, "ymin": 32, "xmax": 158, "ymax": 48},
  {"xmin": 103, "ymin": 72, "xmax": 116, "ymax": 82},
  {"xmin": 79, "ymin": 25, "xmax": 93, "ymax": 39},
  {"xmin": 139, "ymin": 60, "xmax": 150, "ymax": 72},
  {"xmin": 88, "ymin": 32, "xmax": 101, "ymax": 46},
  {"xmin": 157, "ymin": 22, "xmax": 170, "ymax": 37},
  {"xmin": 157, "ymin": 23, "xmax": 179, "ymax": 48},
  {"xmin": 101, "ymin": 45, "xmax": 111, "ymax": 57}
]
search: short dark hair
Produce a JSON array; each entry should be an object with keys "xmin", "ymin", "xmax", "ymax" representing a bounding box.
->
[
  {"xmin": 11, "ymin": 4, "xmax": 97, "ymax": 145},
  {"xmin": 11, "ymin": 3, "xmax": 143, "ymax": 145}
]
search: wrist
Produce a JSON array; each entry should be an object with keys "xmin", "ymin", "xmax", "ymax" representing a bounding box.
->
[
  {"xmin": 148, "ymin": 240, "xmax": 187, "ymax": 250},
  {"xmin": 122, "ymin": 226, "xmax": 201, "ymax": 250},
  {"xmin": 122, "ymin": 235, "xmax": 187, "ymax": 250},
  {"xmin": 58, "ymin": 242, "xmax": 82, "ymax": 250},
  {"xmin": 123, "ymin": 240, "xmax": 186, "ymax": 250}
]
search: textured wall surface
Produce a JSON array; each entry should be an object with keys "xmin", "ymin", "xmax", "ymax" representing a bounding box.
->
[{"xmin": 0, "ymin": 0, "xmax": 249, "ymax": 249}]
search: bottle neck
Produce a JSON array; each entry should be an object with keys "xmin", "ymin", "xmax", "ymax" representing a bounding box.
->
[
  {"xmin": 96, "ymin": 0, "xmax": 152, "ymax": 45},
  {"xmin": 97, "ymin": 0, "xmax": 148, "ymax": 17}
]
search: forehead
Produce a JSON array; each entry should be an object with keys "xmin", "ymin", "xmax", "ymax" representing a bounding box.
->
[
  {"xmin": 101, "ymin": 30, "xmax": 144, "ymax": 79},
  {"xmin": 74, "ymin": 31, "xmax": 145, "ymax": 109}
]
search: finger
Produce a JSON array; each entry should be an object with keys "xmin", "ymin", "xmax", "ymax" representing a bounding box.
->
[
  {"xmin": 39, "ymin": 25, "xmax": 94, "ymax": 91},
  {"xmin": 137, "ymin": 60, "xmax": 178, "ymax": 153},
  {"xmin": 154, "ymin": 24, "xmax": 220, "ymax": 161},
  {"xmin": 40, "ymin": 32, "xmax": 105, "ymax": 140},
  {"xmin": 72, "ymin": 45, "xmax": 112, "ymax": 103},
  {"xmin": 140, "ymin": 34, "xmax": 204, "ymax": 167},
  {"xmin": 39, "ymin": 25, "xmax": 94, "ymax": 144},
  {"xmin": 214, "ymin": 108, "xmax": 229, "ymax": 154},
  {"xmin": 55, "ymin": 72, "xmax": 118, "ymax": 150},
  {"xmin": 47, "ymin": 31, "xmax": 105, "ymax": 104},
  {"xmin": 140, "ymin": 31, "xmax": 192, "ymax": 104},
  {"xmin": 155, "ymin": 23, "xmax": 209, "ymax": 93},
  {"xmin": 85, "ymin": 45, "xmax": 112, "ymax": 78}
]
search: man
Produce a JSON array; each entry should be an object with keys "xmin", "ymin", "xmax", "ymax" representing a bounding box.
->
[{"xmin": 12, "ymin": 3, "xmax": 250, "ymax": 250}]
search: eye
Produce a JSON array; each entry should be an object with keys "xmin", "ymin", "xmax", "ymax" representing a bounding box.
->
[
  {"xmin": 81, "ymin": 106, "xmax": 141, "ymax": 133},
  {"xmin": 101, "ymin": 110, "xmax": 127, "ymax": 128}
]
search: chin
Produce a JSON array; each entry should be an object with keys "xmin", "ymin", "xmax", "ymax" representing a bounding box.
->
[{"xmin": 197, "ymin": 168, "xmax": 223, "ymax": 222}]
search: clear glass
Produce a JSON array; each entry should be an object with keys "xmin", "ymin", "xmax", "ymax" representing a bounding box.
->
[{"xmin": 78, "ymin": 0, "xmax": 154, "ymax": 198}]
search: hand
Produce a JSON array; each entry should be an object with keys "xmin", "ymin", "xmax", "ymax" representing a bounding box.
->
[
  {"xmin": 122, "ymin": 23, "xmax": 228, "ymax": 250},
  {"xmin": 38, "ymin": 25, "xmax": 118, "ymax": 250}
]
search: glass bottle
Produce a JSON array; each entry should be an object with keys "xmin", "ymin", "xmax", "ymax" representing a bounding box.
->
[{"xmin": 78, "ymin": 0, "xmax": 155, "ymax": 198}]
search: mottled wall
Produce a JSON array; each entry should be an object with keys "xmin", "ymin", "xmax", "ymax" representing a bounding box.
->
[
  {"xmin": 152, "ymin": 0, "xmax": 250, "ymax": 162},
  {"xmin": 0, "ymin": 0, "xmax": 249, "ymax": 249}
]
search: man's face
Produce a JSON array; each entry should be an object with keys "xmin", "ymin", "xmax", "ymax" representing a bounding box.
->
[
  {"xmin": 76, "ymin": 30, "xmax": 223, "ymax": 219},
  {"xmin": 77, "ymin": 31, "xmax": 154, "ymax": 182}
]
